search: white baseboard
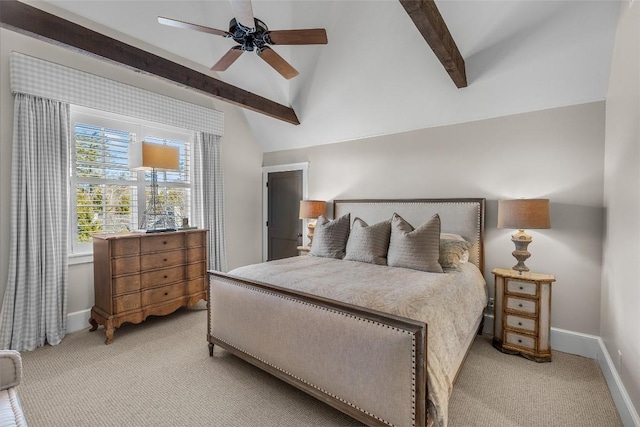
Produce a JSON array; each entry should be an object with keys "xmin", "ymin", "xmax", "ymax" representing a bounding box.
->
[
  {"xmin": 67, "ymin": 309, "xmax": 91, "ymax": 334},
  {"xmin": 483, "ymin": 314, "xmax": 639, "ymax": 426}
]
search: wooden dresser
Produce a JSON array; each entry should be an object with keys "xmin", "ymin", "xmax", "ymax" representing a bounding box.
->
[
  {"xmin": 492, "ymin": 268, "xmax": 556, "ymax": 362},
  {"xmin": 89, "ymin": 229, "xmax": 208, "ymax": 344}
]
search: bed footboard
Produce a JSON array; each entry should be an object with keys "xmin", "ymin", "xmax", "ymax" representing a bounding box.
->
[{"xmin": 208, "ymin": 271, "xmax": 428, "ymax": 427}]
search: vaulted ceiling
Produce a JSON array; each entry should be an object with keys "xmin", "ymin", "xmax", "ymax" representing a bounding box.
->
[{"xmin": 27, "ymin": 1, "xmax": 621, "ymax": 151}]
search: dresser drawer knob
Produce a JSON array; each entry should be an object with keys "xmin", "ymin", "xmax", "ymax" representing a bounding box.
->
[
  {"xmin": 518, "ymin": 303, "xmax": 523, "ymax": 307},
  {"xmin": 518, "ymin": 339, "xmax": 522, "ymax": 343},
  {"xmin": 164, "ymin": 275, "xmax": 168, "ymax": 279},
  {"xmin": 164, "ymin": 258, "xmax": 168, "ymax": 262},
  {"xmin": 163, "ymin": 241, "xmax": 167, "ymax": 245},
  {"xmin": 518, "ymin": 322, "xmax": 523, "ymax": 326},
  {"xmin": 519, "ymin": 286, "xmax": 523, "ymax": 290},
  {"xmin": 164, "ymin": 292, "xmax": 168, "ymax": 296}
]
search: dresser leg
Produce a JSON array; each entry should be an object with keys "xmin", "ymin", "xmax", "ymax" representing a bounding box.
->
[
  {"xmin": 104, "ymin": 323, "xmax": 115, "ymax": 345},
  {"xmin": 209, "ymin": 342, "xmax": 214, "ymax": 357},
  {"xmin": 89, "ymin": 318, "xmax": 99, "ymax": 332}
]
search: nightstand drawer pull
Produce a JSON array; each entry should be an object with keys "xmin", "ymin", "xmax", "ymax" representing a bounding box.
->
[{"xmin": 507, "ymin": 280, "xmax": 538, "ymax": 297}]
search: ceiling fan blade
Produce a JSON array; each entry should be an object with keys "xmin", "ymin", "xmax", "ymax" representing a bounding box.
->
[
  {"xmin": 258, "ymin": 47, "xmax": 299, "ymax": 80},
  {"xmin": 229, "ymin": 0, "xmax": 255, "ymax": 30},
  {"xmin": 212, "ymin": 47, "xmax": 244, "ymax": 72},
  {"xmin": 267, "ymin": 29, "xmax": 328, "ymax": 45},
  {"xmin": 158, "ymin": 16, "xmax": 230, "ymax": 37}
]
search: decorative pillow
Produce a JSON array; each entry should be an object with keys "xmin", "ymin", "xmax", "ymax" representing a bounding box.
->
[
  {"xmin": 309, "ymin": 213, "xmax": 351, "ymax": 259},
  {"xmin": 440, "ymin": 237, "xmax": 473, "ymax": 272},
  {"xmin": 387, "ymin": 213, "xmax": 443, "ymax": 273},
  {"xmin": 344, "ymin": 218, "xmax": 391, "ymax": 265}
]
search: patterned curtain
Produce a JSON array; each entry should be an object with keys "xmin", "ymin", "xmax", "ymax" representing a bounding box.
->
[
  {"xmin": 192, "ymin": 132, "xmax": 227, "ymax": 272},
  {"xmin": 0, "ymin": 94, "xmax": 70, "ymax": 351}
]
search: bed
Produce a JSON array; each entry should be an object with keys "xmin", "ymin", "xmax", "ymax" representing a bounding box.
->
[{"xmin": 207, "ymin": 198, "xmax": 487, "ymax": 427}]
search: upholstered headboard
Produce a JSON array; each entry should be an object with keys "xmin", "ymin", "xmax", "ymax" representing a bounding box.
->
[{"xmin": 333, "ymin": 198, "xmax": 485, "ymax": 274}]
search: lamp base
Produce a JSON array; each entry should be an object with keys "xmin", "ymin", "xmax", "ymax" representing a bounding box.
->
[
  {"xmin": 307, "ymin": 221, "xmax": 316, "ymax": 247},
  {"xmin": 511, "ymin": 229, "xmax": 532, "ymax": 273}
]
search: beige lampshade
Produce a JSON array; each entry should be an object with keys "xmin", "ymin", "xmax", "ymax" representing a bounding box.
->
[
  {"xmin": 299, "ymin": 200, "xmax": 327, "ymax": 219},
  {"xmin": 129, "ymin": 141, "xmax": 179, "ymax": 171},
  {"xmin": 497, "ymin": 199, "xmax": 551, "ymax": 230}
]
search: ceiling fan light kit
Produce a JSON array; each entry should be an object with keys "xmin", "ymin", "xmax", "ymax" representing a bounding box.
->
[{"xmin": 158, "ymin": 0, "xmax": 327, "ymax": 79}]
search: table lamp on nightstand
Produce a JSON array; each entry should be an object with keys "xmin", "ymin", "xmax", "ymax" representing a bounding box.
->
[
  {"xmin": 497, "ymin": 198, "xmax": 551, "ymax": 273},
  {"xmin": 299, "ymin": 200, "xmax": 326, "ymax": 247}
]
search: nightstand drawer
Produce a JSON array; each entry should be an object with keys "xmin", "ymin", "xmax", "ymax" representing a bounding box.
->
[
  {"xmin": 505, "ymin": 314, "xmax": 537, "ymax": 333},
  {"xmin": 507, "ymin": 280, "xmax": 538, "ymax": 297},
  {"xmin": 505, "ymin": 331, "xmax": 536, "ymax": 351},
  {"xmin": 506, "ymin": 296, "xmax": 537, "ymax": 315}
]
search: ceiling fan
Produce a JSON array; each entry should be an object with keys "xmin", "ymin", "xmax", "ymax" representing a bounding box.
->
[{"xmin": 158, "ymin": 0, "xmax": 328, "ymax": 79}]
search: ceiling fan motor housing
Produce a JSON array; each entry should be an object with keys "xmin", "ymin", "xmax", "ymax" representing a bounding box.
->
[{"xmin": 229, "ymin": 18, "xmax": 272, "ymax": 52}]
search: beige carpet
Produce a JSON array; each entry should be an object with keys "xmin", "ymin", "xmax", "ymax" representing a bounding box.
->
[{"xmin": 17, "ymin": 307, "xmax": 622, "ymax": 426}]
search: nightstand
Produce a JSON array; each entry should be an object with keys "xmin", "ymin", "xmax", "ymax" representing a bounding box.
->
[
  {"xmin": 492, "ymin": 268, "xmax": 556, "ymax": 362},
  {"xmin": 297, "ymin": 246, "xmax": 310, "ymax": 256}
]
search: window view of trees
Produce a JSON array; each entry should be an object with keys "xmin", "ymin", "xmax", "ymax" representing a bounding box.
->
[{"xmin": 74, "ymin": 123, "xmax": 135, "ymax": 242}]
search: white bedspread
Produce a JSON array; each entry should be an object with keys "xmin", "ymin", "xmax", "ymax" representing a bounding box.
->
[{"xmin": 229, "ymin": 256, "xmax": 488, "ymax": 427}]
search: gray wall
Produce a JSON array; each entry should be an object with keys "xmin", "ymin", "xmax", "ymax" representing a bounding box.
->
[
  {"xmin": 264, "ymin": 102, "xmax": 606, "ymax": 336},
  {"xmin": 0, "ymin": 27, "xmax": 264, "ymax": 316},
  {"xmin": 602, "ymin": 3, "xmax": 640, "ymax": 412}
]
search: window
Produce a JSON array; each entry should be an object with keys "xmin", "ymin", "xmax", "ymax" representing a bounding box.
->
[{"xmin": 70, "ymin": 106, "xmax": 193, "ymax": 255}]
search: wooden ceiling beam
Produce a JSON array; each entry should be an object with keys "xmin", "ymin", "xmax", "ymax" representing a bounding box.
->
[
  {"xmin": 399, "ymin": 0, "xmax": 467, "ymax": 88},
  {"xmin": 0, "ymin": 0, "xmax": 300, "ymax": 125}
]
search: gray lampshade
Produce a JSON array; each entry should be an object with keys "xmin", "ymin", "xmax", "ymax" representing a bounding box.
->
[{"xmin": 497, "ymin": 199, "xmax": 550, "ymax": 230}]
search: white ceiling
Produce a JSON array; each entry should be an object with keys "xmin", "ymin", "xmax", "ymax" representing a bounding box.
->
[{"xmin": 41, "ymin": 0, "xmax": 621, "ymax": 152}]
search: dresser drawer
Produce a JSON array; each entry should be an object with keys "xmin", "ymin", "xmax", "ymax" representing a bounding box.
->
[
  {"xmin": 111, "ymin": 238, "xmax": 140, "ymax": 257},
  {"xmin": 187, "ymin": 277, "xmax": 206, "ymax": 294},
  {"xmin": 113, "ymin": 293, "xmax": 141, "ymax": 313},
  {"xmin": 141, "ymin": 266, "xmax": 185, "ymax": 289},
  {"xmin": 112, "ymin": 274, "xmax": 140, "ymax": 296},
  {"xmin": 506, "ymin": 296, "xmax": 537, "ymax": 315},
  {"xmin": 186, "ymin": 261, "xmax": 206, "ymax": 279},
  {"xmin": 141, "ymin": 234, "xmax": 184, "ymax": 253},
  {"xmin": 111, "ymin": 256, "xmax": 140, "ymax": 276},
  {"xmin": 186, "ymin": 231, "xmax": 205, "ymax": 247},
  {"xmin": 141, "ymin": 283, "xmax": 185, "ymax": 306},
  {"xmin": 505, "ymin": 314, "xmax": 537, "ymax": 334},
  {"xmin": 505, "ymin": 331, "xmax": 536, "ymax": 351},
  {"xmin": 140, "ymin": 249, "xmax": 185, "ymax": 271},
  {"xmin": 187, "ymin": 246, "xmax": 206, "ymax": 262},
  {"xmin": 507, "ymin": 280, "xmax": 538, "ymax": 297}
]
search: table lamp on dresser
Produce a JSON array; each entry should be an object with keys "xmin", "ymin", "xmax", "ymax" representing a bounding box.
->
[{"xmin": 129, "ymin": 140, "xmax": 180, "ymax": 232}]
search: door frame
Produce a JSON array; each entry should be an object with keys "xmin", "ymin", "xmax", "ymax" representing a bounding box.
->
[{"xmin": 262, "ymin": 162, "xmax": 309, "ymax": 262}]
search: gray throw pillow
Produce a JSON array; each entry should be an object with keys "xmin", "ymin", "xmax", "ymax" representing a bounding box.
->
[
  {"xmin": 344, "ymin": 218, "xmax": 391, "ymax": 265},
  {"xmin": 387, "ymin": 213, "xmax": 443, "ymax": 273},
  {"xmin": 309, "ymin": 213, "xmax": 351, "ymax": 259}
]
